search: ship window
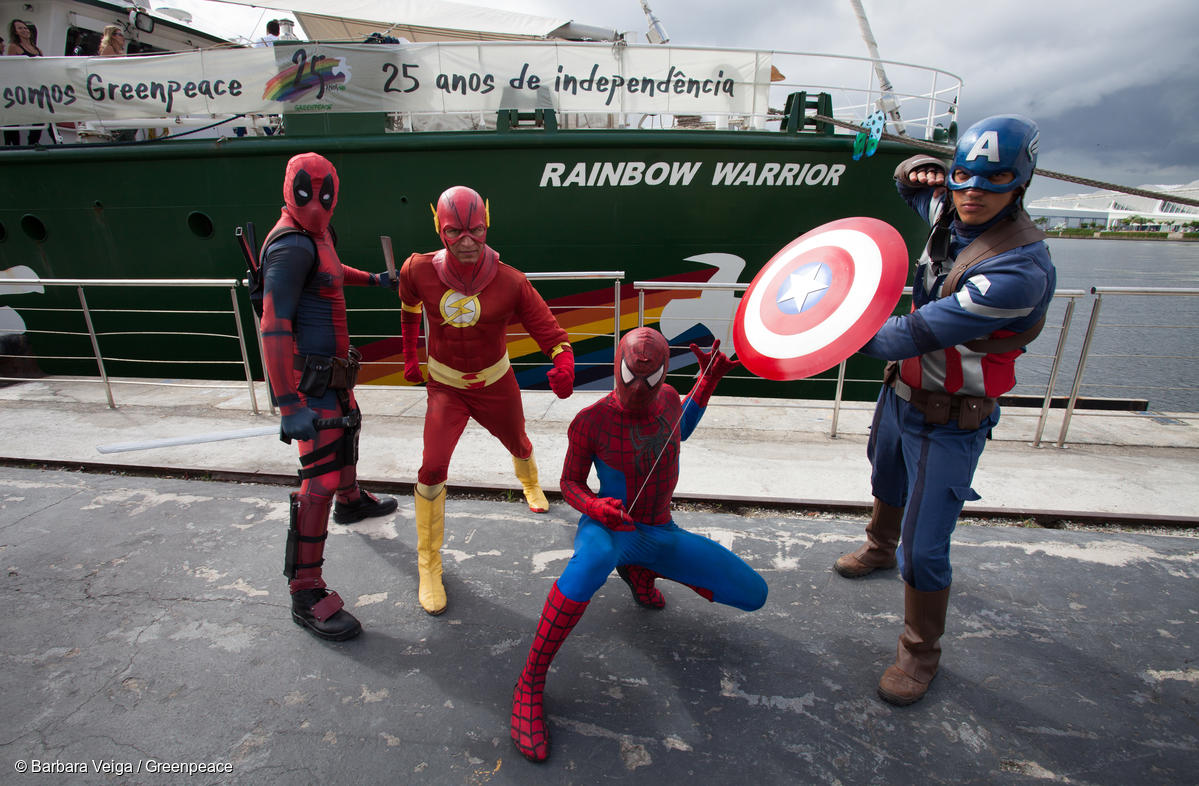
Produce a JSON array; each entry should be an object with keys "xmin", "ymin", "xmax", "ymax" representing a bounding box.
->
[
  {"xmin": 187, "ymin": 211, "xmax": 214, "ymax": 239},
  {"xmin": 20, "ymin": 215, "xmax": 47, "ymax": 242},
  {"xmin": 64, "ymin": 25, "xmax": 170, "ymax": 56},
  {"xmin": 0, "ymin": 221, "xmax": 6, "ymax": 243}
]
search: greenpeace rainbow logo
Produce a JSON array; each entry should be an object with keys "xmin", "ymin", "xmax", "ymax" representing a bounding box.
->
[{"xmin": 263, "ymin": 53, "xmax": 349, "ymax": 103}]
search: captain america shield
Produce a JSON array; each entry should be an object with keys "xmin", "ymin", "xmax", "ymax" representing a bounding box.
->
[{"xmin": 734, "ymin": 217, "xmax": 908, "ymax": 381}]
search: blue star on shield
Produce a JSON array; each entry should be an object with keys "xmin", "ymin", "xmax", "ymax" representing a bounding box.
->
[{"xmin": 775, "ymin": 262, "xmax": 832, "ymax": 314}]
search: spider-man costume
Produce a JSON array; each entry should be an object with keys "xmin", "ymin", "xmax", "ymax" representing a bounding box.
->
[
  {"xmin": 510, "ymin": 327, "xmax": 768, "ymax": 762},
  {"xmin": 260, "ymin": 152, "xmax": 397, "ymax": 641},
  {"xmin": 398, "ymin": 186, "xmax": 574, "ymax": 616}
]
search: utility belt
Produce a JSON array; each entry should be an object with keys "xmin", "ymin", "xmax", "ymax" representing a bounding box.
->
[
  {"xmin": 294, "ymin": 346, "xmax": 361, "ymax": 397},
  {"xmin": 886, "ymin": 363, "xmax": 995, "ymax": 430}
]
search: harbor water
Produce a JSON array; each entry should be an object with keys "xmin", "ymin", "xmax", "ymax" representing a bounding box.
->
[{"xmin": 1015, "ymin": 238, "xmax": 1199, "ymax": 413}]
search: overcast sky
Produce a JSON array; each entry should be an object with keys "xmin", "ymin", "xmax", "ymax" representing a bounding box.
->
[{"xmin": 181, "ymin": 0, "xmax": 1199, "ymax": 200}]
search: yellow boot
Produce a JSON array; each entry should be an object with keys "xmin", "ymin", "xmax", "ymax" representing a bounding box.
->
[
  {"xmin": 414, "ymin": 482, "xmax": 447, "ymax": 615},
  {"xmin": 512, "ymin": 450, "xmax": 550, "ymax": 513}
]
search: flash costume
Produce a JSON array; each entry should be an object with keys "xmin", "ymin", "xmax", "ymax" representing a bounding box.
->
[{"xmin": 399, "ymin": 186, "xmax": 574, "ymax": 616}]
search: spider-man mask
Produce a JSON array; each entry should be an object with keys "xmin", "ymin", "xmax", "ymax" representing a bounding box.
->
[
  {"xmin": 615, "ymin": 327, "xmax": 669, "ymax": 412},
  {"xmin": 283, "ymin": 152, "xmax": 338, "ymax": 236}
]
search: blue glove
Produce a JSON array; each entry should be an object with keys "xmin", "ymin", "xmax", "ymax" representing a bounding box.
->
[
  {"xmin": 281, "ymin": 407, "xmax": 318, "ymax": 442},
  {"xmin": 373, "ymin": 271, "xmax": 399, "ymax": 290}
]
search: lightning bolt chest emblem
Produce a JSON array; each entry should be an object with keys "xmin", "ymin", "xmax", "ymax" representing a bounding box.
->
[{"xmin": 439, "ymin": 289, "xmax": 481, "ymax": 327}]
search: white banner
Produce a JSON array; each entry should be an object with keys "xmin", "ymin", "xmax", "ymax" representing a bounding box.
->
[{"xmin": 0, "ymin": 42, "xmax": 772, "ymax": 125}]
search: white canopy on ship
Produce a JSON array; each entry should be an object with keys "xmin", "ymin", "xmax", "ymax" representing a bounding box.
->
[{"xmin": 207, "ymin": 0, "xmax": 623, "ymax": 43}]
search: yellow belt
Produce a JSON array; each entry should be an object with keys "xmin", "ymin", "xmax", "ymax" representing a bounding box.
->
[{"xmin": 427, "ymin": 354, "xmax": 511, "ymax": 389}]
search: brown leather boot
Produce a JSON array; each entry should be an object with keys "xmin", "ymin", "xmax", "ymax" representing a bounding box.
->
[
  {"xmin": 878, "ymin": 583, "xmax": 950, "ymax": 706},
  {"xmin": 834, "ymin": 498, "xmax": 903, "ymax": 577}
]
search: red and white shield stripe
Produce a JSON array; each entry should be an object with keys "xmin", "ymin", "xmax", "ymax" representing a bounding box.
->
[{"xmin": 734, "ymin": 217, "xmax": 908, "ymax": 381}]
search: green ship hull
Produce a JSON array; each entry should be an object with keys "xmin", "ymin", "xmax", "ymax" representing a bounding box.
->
[{"xmin": 0, "ymin": 123, "xmax": 930, "ymax": 399}]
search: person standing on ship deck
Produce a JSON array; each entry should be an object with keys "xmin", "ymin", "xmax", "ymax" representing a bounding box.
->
[
  {"xmin": 4, "ymin": 20, "xmax": 45, "ymax": 146},
  {"xmin": 836, "ymin": 114, "xmax": 1056, "ymax": 705},
  {"xmin": 396, "ymin": 185, "xmax": 575, "ymax": 616},
  {"xmin": 260, "ymin": 152, "xmax": 399, "ymax": 641}
]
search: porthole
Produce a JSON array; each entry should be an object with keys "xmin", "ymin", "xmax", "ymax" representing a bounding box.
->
[
  {"xmin": 187, "ymin": 211, "xmax": 215, "ymax": 238},
  {"xmin": 20, "ymin": 214, "xmax": 47, "ymax": 242}
]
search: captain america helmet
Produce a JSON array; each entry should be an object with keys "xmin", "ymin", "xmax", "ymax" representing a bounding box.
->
[{"xmin": 947, "ymin": 114, "xmax": 1039, "ymax": 194}]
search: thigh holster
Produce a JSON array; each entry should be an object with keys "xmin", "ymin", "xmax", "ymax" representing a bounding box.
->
[{"xmin": 297, "ymin": 396, "xmax": 362, "ymax": 480}]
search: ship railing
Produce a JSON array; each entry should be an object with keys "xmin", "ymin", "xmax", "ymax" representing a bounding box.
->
[
  {"xmin": 631, "ymin": 281, "xmax": 1199, "ymax": 447},
  {"xmin": 348, "ymin": 271, "xmax": 627, "ymax": 386},
  {"xmin": 4, "ymin": 45, "xmax": 959, "ymax": 144},
  {"xmin": 382, "ymin": 49, "xmax": 961, "ymax": 140},
  {"xmin": 1041, "ymin": 286, "xmax": 1199, "ymax": 447},
  {"xmin": 6, "ymin": 277, "xmax": 1192, "ymax": 448},
  {"xmin": 0, "ymin": 278, "xmax": 262, "ymax": 413}
]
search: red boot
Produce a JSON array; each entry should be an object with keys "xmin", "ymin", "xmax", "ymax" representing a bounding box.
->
[
  {"xmin": 617, "ymin": 565, "xmax": 665, "ymax": 609},
  {"xmin": 286, "ymin": 492, "xmax": 361, "ymax": 641},
  {"xmin": 511, "ymin": 582, "xmax": 588, "ymax": 762}
]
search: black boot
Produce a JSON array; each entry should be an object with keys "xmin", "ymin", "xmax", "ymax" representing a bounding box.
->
[
  {"xmin": 291, "ymin": 587, "xmax": 362, "ymax": 641},
  {"xmin": 333, "ymin": 490, "xmax": 398, "ymax": 524}
]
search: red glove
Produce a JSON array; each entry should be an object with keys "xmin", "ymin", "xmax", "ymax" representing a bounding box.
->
[
  {"xmin": 401, "ymin": 310, "xmax": 424, "ymax": 384},
  {"xmin": 584, "ymin": 496, "xmax": 634, "ymax": 531},
  {"xmin": 689, "ymin": 339, "xmax": 740, "ymax": 407},
  {"xmin": 546, "ymin": 349, "xmax": 574, "ymax": 399}
]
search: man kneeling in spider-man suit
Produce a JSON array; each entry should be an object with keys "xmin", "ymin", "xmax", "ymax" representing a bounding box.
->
[{"xmin": 509, "ymin": 327, "xmax": 768, "ymax": 762}]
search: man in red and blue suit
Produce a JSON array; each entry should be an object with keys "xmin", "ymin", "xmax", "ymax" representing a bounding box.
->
[
  {"xmin": 260, "ymin": 152, "xmax": 398, "ymax": 641},
  {"xmin": 837, "ymin": 115, "xmax": 1056, "ymax": 705},
  {"xmin": 509, "ymin": 327, "xmax": 768, "ymax": 762}
]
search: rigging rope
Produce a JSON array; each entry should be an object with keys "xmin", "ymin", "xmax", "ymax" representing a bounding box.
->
[{"xmin": 812, "ymin": 113, "xmax": 1199, "ymax": 209}]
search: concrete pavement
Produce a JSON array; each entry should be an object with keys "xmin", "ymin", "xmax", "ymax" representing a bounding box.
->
[
  {"xmin": 0, "ymin": 465, "xmax": 1196, "ymax": 784},
  {"xmin": 0, "ymin": 375, "xmax": 1196, "ymax": 523}
]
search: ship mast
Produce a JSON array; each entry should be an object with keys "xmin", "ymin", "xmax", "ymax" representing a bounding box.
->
[
  {"xmin": 847, "ymin": 0, "xmax": 907, "ymax": 136},
  {"xmin": 639, "ymin": 0, "xmax": 670, "ymax": 44}
]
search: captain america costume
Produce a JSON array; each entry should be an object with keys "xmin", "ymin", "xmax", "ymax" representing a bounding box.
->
[
  {"xmin": 858, "ymin": 168, "xmax": 1056, "ymax": 592},
  {"xmin": 510, "ymin": 328, "xmax": 767, "ymax": 762},
  {"xmin": 837, "ymin": 116, "xmax": 1057, "ymax": 707}
]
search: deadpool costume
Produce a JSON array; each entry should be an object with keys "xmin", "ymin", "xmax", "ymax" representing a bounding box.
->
[
  {"xmin": 509, "ymin": 327, "xmax": 768, "ymax": 762},
  {"xmin": 398, "ymin": 186, "xmax": 574, "ymax": 616},
  {"xmin": 260, "ymin": 152, "xmax": 398, "ymax": 640}
]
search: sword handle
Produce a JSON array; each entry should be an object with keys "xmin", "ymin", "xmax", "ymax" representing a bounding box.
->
[{"xmin": 279, "ymin": 415, "xmax": 358, "ymax": 444}]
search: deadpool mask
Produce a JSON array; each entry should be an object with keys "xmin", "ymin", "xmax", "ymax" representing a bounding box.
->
[
  {"xmin": 614, "ymin": 327, "xmax": 669, "ymax": 412},
  {"xmin": 283, "ymin": 152, "xmax": 338, "ymax": 236},
  {"xmin": 434, "ymin": 186, "xmax": 488, "ymax": 265}
]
